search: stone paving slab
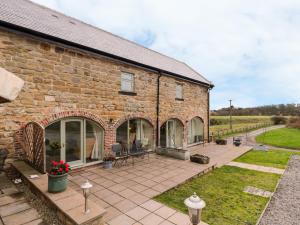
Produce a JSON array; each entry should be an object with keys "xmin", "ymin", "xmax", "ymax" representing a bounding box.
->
[
  {"xmin": 243, "ymin": 186, "xmax": 273, "ymax": 198},
  {"xmin": 2, "ymin": 208, "xmax": 40, "ymax": 225},
  {"xmin": 227, "ymin": 161, "xmax": 285, "ymax": 174}
]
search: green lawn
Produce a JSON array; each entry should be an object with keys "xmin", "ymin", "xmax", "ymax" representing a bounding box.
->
[
  {"xmin": 256, "ymin": 127, "xmax": 300, "ymax": 149},
  {"xmin": 154, "ymin": 166, "xmax": 280, "ymax": 225},
  {"xmin": 235, "ymin": 149, "xmax": 300, "ymax": 169}
]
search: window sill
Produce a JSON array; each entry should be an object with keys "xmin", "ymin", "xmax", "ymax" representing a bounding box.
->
[
  {"xmin": 119, "ymin": 91, "xmax": 137, "ymax": 96},
  {"xmin": 175, "ymin": 98, "xmax": 184, "ymax": 101}
]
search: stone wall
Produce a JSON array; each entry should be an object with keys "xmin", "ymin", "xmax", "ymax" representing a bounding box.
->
[
  {"xmin": 0, "ymin": 28, "xmax": 209, "ymax": 156},
  {"xmin": 159, "ymin": 76, "xmax": 209, "ymax": 147}
]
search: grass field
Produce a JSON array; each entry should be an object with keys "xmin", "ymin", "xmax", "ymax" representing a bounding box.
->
[
  {"xmin": 256, "ymin": 128, "xmax": 300, "ymax": 149},
  {"xmin": 154, "ymin": 166, "xmax": 280, "ymax": 225},
  {"xmin": 235, "ymin": 149, "xmax": 300, "ymax": 169},
  {"xmin": 210, "ymin": 116, "xmax": 272, "ymax": 137},
  {"xmin": 211, "ymin": 116, "xmax": 271, "ymax": 125}
]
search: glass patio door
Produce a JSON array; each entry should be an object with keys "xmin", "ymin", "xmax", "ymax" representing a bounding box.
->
[
  {"xmin": 61, "ymin": 119, "xmax": 84, "ymax": 166},
  {"xmin": 166, "ymin": 120, "xmax": 176, "ymax": 148}
]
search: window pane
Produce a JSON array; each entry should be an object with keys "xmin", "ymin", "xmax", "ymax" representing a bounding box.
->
[
  {"xmin": 160, "ymin": 123, "xmax": 166, "ymax": 147},
  {"xmin": 175, "ymin": 120, "xmax": 183, "ymax": 147},
  {"xmin": 122, "ymin": 73, "xmax": 133, "ymax": 80},
  {"xmin": 116, "ymin": 121, "xmax": 128, "ymax": 147},
  {"xmin": 188, "ymin": 117, "xmax": 204, "ymax": 144},
  {"xmin": 45, "ymin": 121, "xmax": 61, "ymax": 171},
  {"xmin": 140, "ymin": 120, "xmax": 154, "ymax": 150},
  {"xmin": 121, "ymin": 80, "xmax": 133, "ymax": 92},
  {"xmin": 86, "ymin": 120, "xmax": 103, "ymax": 163},
  {"xmin": 129, "ymin": 119, "xmax": 138, "ymax": 151},
  {"xmin": 160, "ymin": 119, "xmax": 183, "ymax": 148},
  {"xmin": 65, "ymin": 121, "xmax": 81, "ymax": 163},
  {"xmin": 121, "ymin": 73, "xmax": 134, "ymax": 92},
  {"xmin": 176, "ymin": 85, "xmax": 183, "ymax": 99},
  {"xmin": 117, "ymin": 119, "xmax": 154, "ymax": 153}
]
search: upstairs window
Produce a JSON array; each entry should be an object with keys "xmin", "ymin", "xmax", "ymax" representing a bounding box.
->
[
  {"xmin": 121, "ymin": 72, "xmax": 134, "ymax": 92},
  {"xmin": 176, "ymin": 84, "xmax": 183, "ymax": 99}
]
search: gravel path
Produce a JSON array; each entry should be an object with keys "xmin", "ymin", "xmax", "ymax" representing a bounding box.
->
[{"xmin": 258, "ymin": 155, "xmax": 300, "ymax": 225}]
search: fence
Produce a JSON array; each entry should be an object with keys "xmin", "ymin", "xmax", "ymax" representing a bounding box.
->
[{"xmin": 210, "ymin": 122, "xmax": 273, "ymax": 138}]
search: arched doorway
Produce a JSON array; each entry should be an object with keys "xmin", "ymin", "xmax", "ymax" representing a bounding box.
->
[
  {"xmin": 116, "ymin": 118, "xmax": 154, "ymax": 152},
  {"xmin": 160, "ymin": 119, "xmax": 184, "ymax": 148},
  {"xmin": 45, "ymin": 117, "xmax": 104, "ymax": 169},
  {"xmin": 188, "ymin": 117, "xmax": 204, "ymax": 144}
]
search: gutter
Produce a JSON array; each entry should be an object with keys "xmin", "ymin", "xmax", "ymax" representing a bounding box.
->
[
  {"xmin": 156, "ymin": 73, "xmax": 162, "ymax": 148},
  {"xmin": 207, "ymin": 89, "xmax": 210, "ymax": 142},
  {"xmin": 0, "ymin": 20, "xmax": 214, "ymax": 89}
]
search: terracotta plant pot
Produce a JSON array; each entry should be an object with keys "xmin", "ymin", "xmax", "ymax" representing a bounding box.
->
[{"xmin": 48, "ymin": 173, "xmax": 68, "ymax": 193}]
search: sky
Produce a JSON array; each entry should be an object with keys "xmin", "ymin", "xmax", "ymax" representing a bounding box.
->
[{"xmin": 32, "ymin": 0, "xmax": 300, "ymax": 109}]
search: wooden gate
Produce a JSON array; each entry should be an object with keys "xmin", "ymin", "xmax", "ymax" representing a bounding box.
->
[{"xmin": 16, "ymin": 122, "xmax": 46, "ymax": 173}]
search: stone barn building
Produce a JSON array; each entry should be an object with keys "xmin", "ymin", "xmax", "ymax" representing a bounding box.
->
[{"xmin": 0, "ymin": 0, "xmax": 213, "ymax": 170}]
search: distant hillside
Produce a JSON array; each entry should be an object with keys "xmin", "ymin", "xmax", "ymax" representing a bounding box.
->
[{"xmin": 211, "ymin": 104, "xmax": 300, "ymax": 116}]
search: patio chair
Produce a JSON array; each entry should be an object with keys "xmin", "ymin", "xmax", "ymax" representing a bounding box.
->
[
  {"xmin": 129, "ymin": 140, "xmax": 145, "ymax": 165},
  {"xmin": 111, "ymin": 143, "xmax": 128, "ymax": 167},
  {"xmin": 141, "ymin": 138, "xmax": 154, "ymax": 160}
]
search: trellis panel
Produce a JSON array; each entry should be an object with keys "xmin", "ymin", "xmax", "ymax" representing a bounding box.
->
[{"xmin": 18, "ymin": 122, "xmax": 45, "ymax": 173}]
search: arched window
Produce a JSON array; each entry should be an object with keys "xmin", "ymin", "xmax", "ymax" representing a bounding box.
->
[
  {"xmin": 188, "ymin": 117, "xmax": 204, "ymax": 144},
  {"xmin": 45, "ymin": 118, "xmax": 104, "ymax": 170},
  {"xmin": 116, "ymin": 119, "xmax": 154, "ymax": 152},
  {"xmin": 160, "ymin": 119, "xmax": 183, "ymax": 148}
]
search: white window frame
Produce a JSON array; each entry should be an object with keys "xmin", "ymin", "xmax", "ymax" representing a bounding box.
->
[
  {"xmin": 176, "ymin": 84, "xmax": 183, "ymax": 99},
  {"xmin": 121, "ymin": 72, "xmax": 134, "ymax": 92}
]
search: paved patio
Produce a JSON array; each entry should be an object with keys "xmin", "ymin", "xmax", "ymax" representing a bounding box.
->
[{"xmin": 69, "ymin": 143, "xmax": 252, "ymax": 225}]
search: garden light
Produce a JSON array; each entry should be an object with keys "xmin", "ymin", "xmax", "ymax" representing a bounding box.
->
[
  {"xmin": 81, "ymin": 180, "xmax": 93, "ymax": 214},
  {"xmin": 184, "ymin": 192, "xmax": 206, "ymax": 225}
]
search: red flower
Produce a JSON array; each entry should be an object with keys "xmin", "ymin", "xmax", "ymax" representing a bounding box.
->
[
  {"xmin": 65, "ymin": 163, "xmax": 70, "ymax": 168},
  {"xmin": 51, "ymin": 161, "xmax": 58, "ymax": 166},
  {"xmin": 65, "ymin": 167, "xmax": 69, "ymax": 172},
  {"xmin": 59, "ymin": 160, "xmax": 64, "ymax": 164},
  {"xmin": 59, "ymin": 168, "xmax": 63, "ymax": 172}
]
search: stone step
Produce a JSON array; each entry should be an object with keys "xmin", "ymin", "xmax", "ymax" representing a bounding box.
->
[
  {"xmin": 0, "ymin": 193, "xmax": 24, "ymax": 207},
  {"xmin": 23, "ymin": 218, "xmax": 46, "ymax": 225},
  {"xmin": 0, "ymin": 200, "xmax": 31, "ymax": 217},
  {"xmin": 1, "ymin": 187, "xmax": 20, "ymax": 196},
  {"xmin": 2, "ymin": 208, "xmax": 41, "ymax": 225}
]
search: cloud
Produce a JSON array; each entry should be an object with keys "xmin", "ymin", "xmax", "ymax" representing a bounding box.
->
[{"xmin": 32, "ymin": 0, "xmax": 300, "ymax": 109}]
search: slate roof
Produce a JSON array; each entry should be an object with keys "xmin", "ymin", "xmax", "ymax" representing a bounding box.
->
[{"xmin": 0, "ymin": 0, "xmax": 212, "ymax": 86}]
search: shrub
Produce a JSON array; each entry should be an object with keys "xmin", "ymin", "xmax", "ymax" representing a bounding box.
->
[
  {"xmin": 210, "ymin": 118, "xmax": 222, "ymax": 126},
  {"xmin": 271, "ymin": 116, "xmax": 287, "ymax": 125},
  {"xmin": 287, "ymin": 117, "xmax": 300, "ymax": 129}
]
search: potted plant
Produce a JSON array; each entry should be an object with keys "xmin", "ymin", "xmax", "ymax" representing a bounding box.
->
[
  {"xmin": 48, "ymin": 160, "xmax": 70, "ymax": 193},
  {"xmin": 103, "ymin": 154, "xmax": 115, "ymax": 169}
]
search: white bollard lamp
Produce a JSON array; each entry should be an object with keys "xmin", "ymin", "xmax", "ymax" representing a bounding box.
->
[
  {"xmin": 184, "ymin": 192, "xmax": 206, "ymax": 225},
  {"xmin": 81, "ymin": 180, "xmax": 93, "ymax": 214}
]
